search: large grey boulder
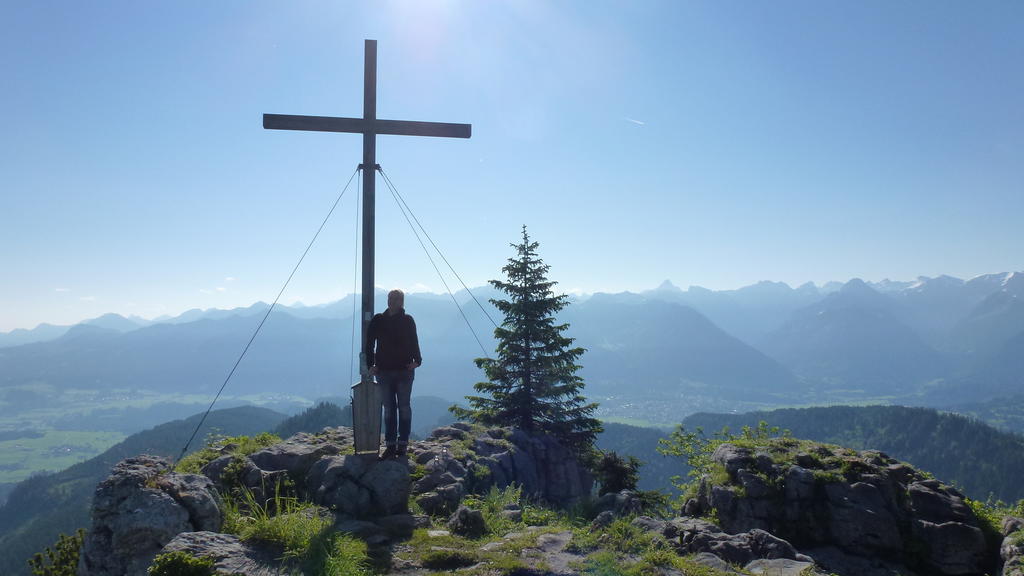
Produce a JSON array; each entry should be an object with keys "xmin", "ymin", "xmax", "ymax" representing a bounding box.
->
[
  {"xmin": 447, "ymin": 505, "xmax": 487, "ymax": 538},
  {"xmin": 912, "ymin": 519, "xmax": 987, "ymax": 576},
  {"xmin": 154, "ymin": 472, "xmax": 224, "ymax": 532},
  {"xmin": 363, "ymin": 457, "xmax": 412, "ymax": 515},
  {"xmin": 78, "ymin": 455, "xmax": 223, "ymax": 576},
  {"xmin": 160, "ymin": 532, "xmax": 287, "ymax": 576},
  {"xmin": 825, "ymin": 481, "xmax": 902, "ymax": 555},
  {"xmin": 307, "ymin": 453, "xmax": 409, "ymax": 518},
  {"xmin": 908, "ymin": 479, "xmax": 973, "ymax": 522}
]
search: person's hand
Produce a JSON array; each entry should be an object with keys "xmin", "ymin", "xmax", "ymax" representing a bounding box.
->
[
  {"xmin": 369, "ymin": 365, "xmax": 379, "ymax": 376},
  {"xmin": 406, "ymin": 361, "xmax": 418, "ymax": 371}
]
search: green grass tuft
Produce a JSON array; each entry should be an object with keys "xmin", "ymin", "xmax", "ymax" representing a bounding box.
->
[
  {"xmin": 319, "ymin": 533, "xmax": 372, "ymax": 576},
  {"xmin": 174, "ymin": 432, "xmax": 281, "ymax": 475},
  {"xmin": 420, "ymin": 548, "xmax": 479, "ymax": 570},
  {"xmin": 462, "ymin": 484, "xmax": 523, "ymax": 536},
  {"xmin": 577, "ymin": 546, "xmax": 747, "ymax": 576},
  {"xmin": 224, "ymin": 486, "xmax": 330, "ymax": 560}
]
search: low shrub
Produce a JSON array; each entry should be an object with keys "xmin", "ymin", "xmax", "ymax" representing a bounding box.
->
[
  {"xmin": 593, "ymin": 450, "xmax": 641, "ymax": 494},
  {"xmin": 28, "ymin": 529, "xmax": 85, "ymax": 576},
  {"xmin": 147, "ymin": 551, "xmax": 215, "ymax": 576}
]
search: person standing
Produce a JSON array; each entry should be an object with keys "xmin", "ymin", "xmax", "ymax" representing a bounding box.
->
[{"xmin": 366, "ymin": 289, "xmax": 422, "ymax": 459}]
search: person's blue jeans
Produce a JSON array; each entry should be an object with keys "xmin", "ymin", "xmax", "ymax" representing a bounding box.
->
[{"xmin": 378, "ymin": 369, "xmax": 413, "ymax": 447}]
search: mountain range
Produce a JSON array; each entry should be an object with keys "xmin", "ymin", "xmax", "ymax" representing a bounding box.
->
[{"xmin": 2, "ymin": 272, "xmax": 1023, "ymax": 422}]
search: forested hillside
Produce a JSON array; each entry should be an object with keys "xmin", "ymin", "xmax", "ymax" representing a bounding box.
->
[
  {"xmin": 0, "ymin": 406, "xmax": 285, "ymax": 576},
  {"xmin": 951, "ymin": 394, "xmax": 1024, "ymax": 435},
  {"xmin": 593, "ymin": 422, "xmax": 685, "ymax": 492},
  {"xmin": 682, "ymin": 405, "xmax": 1024, "ymax": 502}
]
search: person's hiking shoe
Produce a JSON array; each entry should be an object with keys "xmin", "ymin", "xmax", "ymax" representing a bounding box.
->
[
  {"xmin": 379, "ymin": 445, "xmax": 397, "ymax": 460},
  {"xmin": 396, "ymin": 444, "xmax": 408, "ymax": 458}
]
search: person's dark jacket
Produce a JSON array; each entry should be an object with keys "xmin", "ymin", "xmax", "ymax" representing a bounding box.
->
[{"xmin": 365, "ymin": 308, "xmax": 422, "ymax": 370}]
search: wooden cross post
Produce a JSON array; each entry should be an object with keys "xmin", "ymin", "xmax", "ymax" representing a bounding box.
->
[{"xmin": 263, "ymin": 39, "xmax": 471, "ymax": 453}]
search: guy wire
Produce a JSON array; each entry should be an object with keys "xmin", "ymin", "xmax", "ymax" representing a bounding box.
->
[{"xmin": 176, "ymin": 166, "xmax": 361, "ymax": 463}]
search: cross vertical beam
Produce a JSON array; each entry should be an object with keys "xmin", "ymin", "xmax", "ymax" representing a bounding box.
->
[{"xmin": 361, "ymin": 39, "xmax": 377, "ymax": 384}]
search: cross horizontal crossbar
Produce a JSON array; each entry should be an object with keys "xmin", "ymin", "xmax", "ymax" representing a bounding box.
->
[{"xmin": 263, "ymin": 114, "xmax": 471, "ymax": 138}]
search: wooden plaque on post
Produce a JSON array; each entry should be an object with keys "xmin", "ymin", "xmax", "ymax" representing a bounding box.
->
[{"xmin": 351, "ymin": 380, "xmax": 383, "ymax": 453}]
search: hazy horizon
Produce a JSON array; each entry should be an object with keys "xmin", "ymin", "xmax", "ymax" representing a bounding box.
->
[{"xmin": 5, "ymin": 270, "xmax": 1021, "ymax": 333}]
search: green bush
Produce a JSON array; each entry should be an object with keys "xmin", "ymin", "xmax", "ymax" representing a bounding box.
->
[
  {"xmin": 593, "ymin": 450, "xmax": 641, "ymax": 495},
  {"xmin": 465, "ymin": 462, "xmax": 493, "ymax": 493},
  {"xmin": 569, "ymin": 516, "xmax": 659, "ymax": 555},
  {"xmin": 966, "ymin": 498, "xmax": 1005, "ymax": 556},
  {"xmin": 657, "ymin": 421, "xmax": 787, "ymax": 492},
  {"xmin": 28, "ymin": 529, "xmax": 85, "ymax": 576},
  {"xmin": 635, "ymin": 489, "xmax": 673, "ymax": 517},
  {"xmin": 147, "ymin": 551, "xmax": 216, "ymax": 576},
  {"xmin": 522, "ymin": 504, "xmax": 559, "ymax": 526}
]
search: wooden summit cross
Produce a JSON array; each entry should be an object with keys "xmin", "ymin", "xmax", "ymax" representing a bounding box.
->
[{"xmin": 263, "ymin": 39, "xmax": 471, "ymax": 453}]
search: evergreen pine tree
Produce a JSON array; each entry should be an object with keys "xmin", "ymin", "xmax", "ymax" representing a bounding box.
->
[{"xmin": 453, "ymin": 226, "xmax": 602, "ymax": 451}]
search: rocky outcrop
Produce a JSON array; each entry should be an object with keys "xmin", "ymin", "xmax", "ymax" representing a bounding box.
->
[
  {"xmin": 78, "ymin": 455, "xmax": 223, "ymax": 576},
  {"xmin": 249, "ymin": 428, "xmax": 351, "ymax": 477},
  {"xmin": 203, "ymin": 428, "xmax": 354, "ymax": 506},
  {"xmin": 78, "ymin": 425, "xmax": 1013, "ymax": 576},
  {"xmin": 407, "ymin": 423, "xmax": 592, "ymax": 515},
  {"xmin": 684, "ymin": 441, "xmax": 992, "ymax": 576},
  {"xmin": 77, "ymin": 424, "xmax": 592, "ymax": 575},
  {"xmin": 201, "ymin": 427, "xmax": 409, "ymax": 522}
]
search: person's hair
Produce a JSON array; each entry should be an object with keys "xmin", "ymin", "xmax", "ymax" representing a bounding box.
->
[{"xmin": 388, "ymin": 289, "xmax": 404, "ymax": 300}]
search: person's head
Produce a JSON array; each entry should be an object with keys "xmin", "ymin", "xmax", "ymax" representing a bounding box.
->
[{"xmin": 387, "ymin": 289, "xmax": 405, "ymax": 313}]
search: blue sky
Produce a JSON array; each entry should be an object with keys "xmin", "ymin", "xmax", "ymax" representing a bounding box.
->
[{"xmin": 2, "ymin": 1, "xmax": 1022, "ymax": 331}]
